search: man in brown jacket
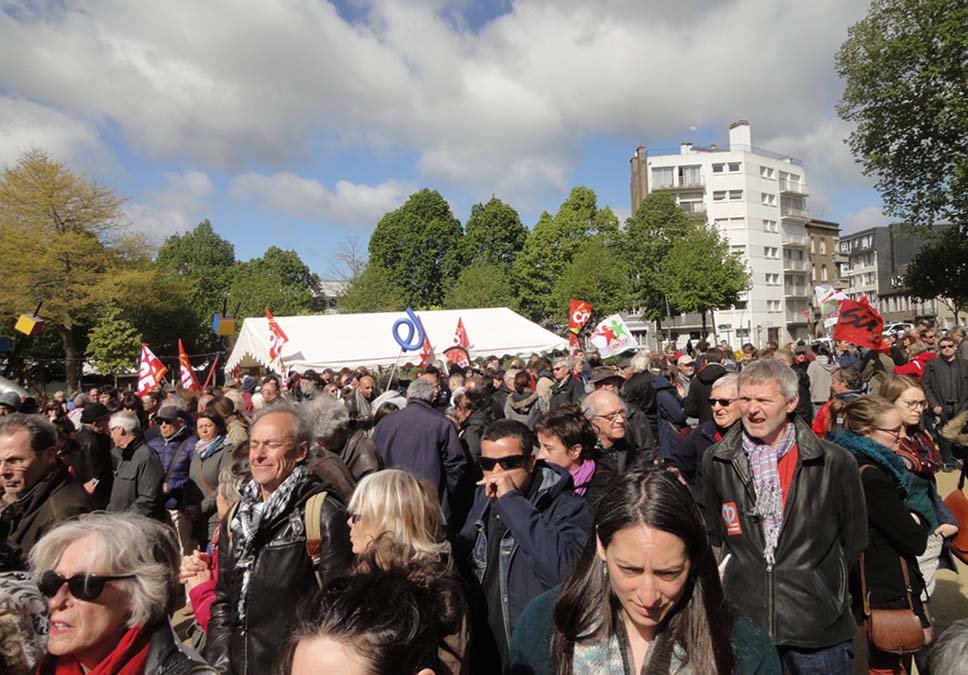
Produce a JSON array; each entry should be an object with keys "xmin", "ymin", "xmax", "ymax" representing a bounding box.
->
[{"xmin": 0, "ymin": 413, "xmax": 92, "ymax": 569}]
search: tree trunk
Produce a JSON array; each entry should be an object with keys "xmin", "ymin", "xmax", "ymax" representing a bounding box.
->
[
  {"xmin": 58, "ymin": 326, "xmax": 80, "ymax": 393},
  {"xmin": 701, "ymin": 309, "xmax": 708, "ymax": 339}
]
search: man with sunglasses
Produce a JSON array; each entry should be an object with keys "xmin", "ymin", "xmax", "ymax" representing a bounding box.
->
[
  {"xmin": 548, "ymin": 356, "xmax": 585, "ymax": 411},
  {"xmin": 923, "ymin": 336, "xmax": 968, "ymax": 470},
  {"xmin": 458, "ymin": 419, "xmax": 591, "ymax": 673},
  {"xmin": 106, "ymin": 412, "xmax": 167, "ymax": 521},
  {"xmin": 0, "ymin": 413, "xmax": 92, "ymax": 570}
]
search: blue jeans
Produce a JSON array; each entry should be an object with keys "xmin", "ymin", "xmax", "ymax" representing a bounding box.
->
[{"xmin": 778, "ymin": 640, "xmax": 854, "ymax": 675}]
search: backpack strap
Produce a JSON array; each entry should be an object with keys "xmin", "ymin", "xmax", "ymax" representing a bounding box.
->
[{"xmin": 304, "ymin": 491, "xmax": 328, "ymax": 588}]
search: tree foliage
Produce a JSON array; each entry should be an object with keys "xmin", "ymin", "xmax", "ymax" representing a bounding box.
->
[
  {"xmin": 337, "ymin": 264, "xmax": 408, "ymax": 313},
  {"xmin": 551, "ymin": 236, "xmax": 631, "ymax": 327},
  {"xmin": 368, "ymin": 189, "xmax": 464, "ymax": 308},
  {"xmin": 228, "ymin": 246, "xmax": 320, "ymax": 318},
  {"xmin": 444, "ymin": 260, "xmax": 516, "ymax": 310},
  {"xmin": 623, "ymin": 192, "xmax": 693, "ymax": 320},
  {"xmin": 658, "ymin": 222, "xmax": 751, "ymax": 333},
  {"xmin": 86, "ymin": 305, "xmax": 142, "ymax": 382},
  {"xmin": 511, "ymin": 187, "xmax": 619, "ymax": 323},
  {"xmin": 904, "ymin": 227, "xmax": 968, "ymax": 323},
  {"xmin": 463, "ymin": 197, "xmax": 527, "ymax": 268},
  {"xmin": 0, "ymin": 149, "xmax": 139, "ymax": 390},
  {"xmin": 836, "ymin": 0, "xmax": 968, "ymax": 232}
]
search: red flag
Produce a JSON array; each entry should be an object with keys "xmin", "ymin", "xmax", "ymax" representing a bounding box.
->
[
  {"xmin": 265, "ymin": 307, "xmax": 290, "ymax": 367},
  {"xmin": 137, "ymin": 343, "xmax": 167, "ymax": 395},
  {"xmin": 452, "ymin": 317, "xmax": 470, "ymax": 348},
  {"xmin": 569, "ymin": 299, "xmax": 593, "ymax": 335},
  {"xmin": 444, "ymin": 346, "xmax": 470, "ymax": 369},
  {"xmin": 415, "ymin": 313, "xmax": 434, "ymax": 367},
  {"xmin": 178, "ymin": 339, "xmax": 201, "ymax": 391},
  {"xmin": 833, "ymin": 297, "xmax": 886, "ymax": 351}
]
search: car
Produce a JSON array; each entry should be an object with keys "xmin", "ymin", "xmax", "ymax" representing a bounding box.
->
[{"xmin": 883, "ymin": 322, "xmax": 914, "ymax": 336}]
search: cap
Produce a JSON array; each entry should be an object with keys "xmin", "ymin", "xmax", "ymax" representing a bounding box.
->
[
  {"xmin": 677, "ymin": 355, "xmax": 695, "ymax": 366},
  {"xmin": 154, "ymin": 406, "xmax": 181, "ymax": 423},
  {"xmin": 80, "ymin": 403, "xmax": 110, "ymax": 424},
  {"xmin": 589, "ymin": 366, "xmax": 624, "ymax": 385},
  {"xmin": 794, "ymin": 345, "xmax": 808, "ymax": 354},
  {"xmin": 0, "ymin": 391, "xmax": 21, "ymax": 410}
]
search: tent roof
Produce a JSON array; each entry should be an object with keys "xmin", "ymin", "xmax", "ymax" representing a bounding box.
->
[{"xmin": 225, "ymin": 307, "xmax": 568, "ymax": 373}]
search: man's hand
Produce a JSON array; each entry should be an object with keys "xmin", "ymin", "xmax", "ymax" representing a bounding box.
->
[
  {"xmin": 933, "ymin": 405, "xmax": 943, "ymax": 416},
  {"xmin": 477, "ymin": 471, "xmax": 518, "ymax": 499},
  {"xmin": 82, "ymin": 478, "xmax": 99, "ymax": 495},
  {"xmin": 179, "ymin": 551, "xmax": 209, "ymax": 584},
  {"xmin": 185, "ymin": 566, "xmax": 212, "ymax": 592}
]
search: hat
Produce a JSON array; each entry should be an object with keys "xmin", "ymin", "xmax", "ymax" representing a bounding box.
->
[
  {"xmin": 617, "ymin": 357, "xmax": 633, "ymax": 369},
  {"xmin": 677, "ymin": 355, "xmax": 695, "ymax": 366},
  {"xmin": 154, "ymin": 406, "xmax": 181, "ymax": 423},
  {"xmin": 589, "ymin": 366, "xmax": 623, "ymax": 385},
  {"xmin": 303, "ymin": 369, "xmax": 318, "ymax": 380},
  {"xmin": 80, "ymin": 403, "xmax": 110, "ymax": 424},
  {"xmin": 241, "ymin": 375, "xmax": 257, "ymax": 394},
  {"xmin": 0, "ymin": 391, "xmax": 21, "ymax": 410},
  {"xmin": 794, "ymin": 345, "xmax": 808, "ymax": 355}
]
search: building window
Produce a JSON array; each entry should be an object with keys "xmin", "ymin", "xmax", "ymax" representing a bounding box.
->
[
  {"xmin": 729, "ymin": 189, "xmax": 743, "ymax": 201},
  {"xmin": 768, "ymin": 300, "xmax": 781, "ymax": 312},
  {"xmin": 760, "ymin": 166, "xmax": 775, "ymax": 179},
  {"xmin": 731, "ymin": 245, "xmax": 746, "ymax": 257},
  {"xmin": 728, "ymin": 162, "xmax": 741, "ymax": 173},
  {"xmin": 765, "ymin": 273, "xmax": 780, "ymax": 286},
  {"xmin": 819, "ymin": 238, "xmax": 826, "ymax": 254},
  {"xmin": 761, "ymin": 193, "xmax": 776, "ymax": 206},
  {"xmin": 679, "ymin": 165, "xmax": 701, "ymax": 186},
  {"xmin": 652, "ymin": 167, "xmax": 674, "ymax": 188},
  {"xmin": 762, "ymin": 219, "xmax": 778, "ymax": 233},
  {"xmin": 712, "ymin": 163, "xmax": 725, "ymax": 173},
  {"xmin": 763, "ymin": 246, "xmax": 778, "ymax": 259},
  {"xmin": 713, "ymin": 191, "xmax": 726, "ymax": 201},
  {"xmin": 821, "ymin": 264, "xmax": 828, "ymax": 281}
]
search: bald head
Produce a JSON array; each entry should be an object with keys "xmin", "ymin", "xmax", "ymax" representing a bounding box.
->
[{"xmin": 582, "ymin": 389, "xmax": 626, "ymax": 446}]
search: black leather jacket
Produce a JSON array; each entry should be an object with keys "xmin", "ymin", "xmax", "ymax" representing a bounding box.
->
[
  {"xmin": 702, "ymin": 418, "xmax": 868, "ymax": 648},
  {"xmin": 204, "ymin": 475, "xmax": 353, "ymax": 675}
]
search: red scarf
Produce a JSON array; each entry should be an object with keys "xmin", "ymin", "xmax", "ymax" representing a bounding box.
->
[{"xmin": 37, "ymin": 624, "xmax": 151, "ymax": 675}]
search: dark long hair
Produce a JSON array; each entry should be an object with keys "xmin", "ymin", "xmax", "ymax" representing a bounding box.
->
[{"xmin": 551, "ymin": 467, "xmax": 735, "ymax": 675}]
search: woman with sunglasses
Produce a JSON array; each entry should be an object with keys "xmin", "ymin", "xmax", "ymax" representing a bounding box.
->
[
  {"xmin": 345, "ymin": 469, "xmax": 468, "ymax": 674},
  {"xmin": 828, "ymin": 397, "xmax": 931, "ymax": 674},
  {"xmin": 29, "ymin": 511, "xmax": 216, "ymax": 674}
]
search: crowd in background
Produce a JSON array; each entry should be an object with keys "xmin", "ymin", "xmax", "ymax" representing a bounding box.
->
[{"xmin": 1, "ymin": 319, "xmax": 968, "ymax": 674}]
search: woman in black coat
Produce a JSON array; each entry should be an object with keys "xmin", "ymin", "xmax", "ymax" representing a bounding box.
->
[{"xmin": 829, "ymin": 396, "xmax": 930, "ymax": 675}]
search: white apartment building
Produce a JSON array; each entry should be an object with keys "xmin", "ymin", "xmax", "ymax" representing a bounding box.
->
[{"xmin": 630, "ymin": 120, "xmax": 812, "ymax": 346}]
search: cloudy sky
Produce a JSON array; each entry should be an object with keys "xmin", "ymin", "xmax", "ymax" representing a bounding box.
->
[{"xmin": 0, "ymin": 0, "xmax": 884, "ymax": 276}]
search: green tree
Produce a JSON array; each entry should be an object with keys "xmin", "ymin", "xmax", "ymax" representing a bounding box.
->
[
  {"xmin": 623, "ymin": 192, "xmax": 693, "ymax": 320},
  {"xmin": 511, "ymin": 187, "xmax": 619, "ymax": 323},
  {"xmin": 228, "ymin": 246, "xmax": 319, "ymax": 318},
  {"xmin": 444, "ymin": 260, "xmax": 516, "ymax": 310},
  {"xmin": 368, "ymin": 189, "xmax": 464, "ymax": 308},
  {"xmin": 904, "ymin": 227, "xmax": 968, "ymax": 323},
  {"xmin": 337, "ymin": 263, "xmax": 408, "ymax": 313},
  {"xmin": 463, "ymin": 197, "xmax": 527, "ymax": 268},
  {"xmin": 658, "ymin": 222, "xmax": 751, "ymax": 335},
  {"xmin": 86, "ymin": 305, "xmax": 143, "ymax": 386},
  {"xmin": 836, "ymin": 0, "xmax": 968, "ymax": 231},
  {"xmin": 0, "ymin": 149, "xmax": 137, "ymax": 391},
  {"xmin": 156, "ymin": 219, "xmax": 236, "ymax": 313},
  {"xmin": 551, "ymin": 237, "xmax": 631, "ymax": 327}
]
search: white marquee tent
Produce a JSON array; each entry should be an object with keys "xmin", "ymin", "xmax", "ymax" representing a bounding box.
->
[{"xmin": 224, "ymin": 307, "xmax": 568, "ymax": 374}]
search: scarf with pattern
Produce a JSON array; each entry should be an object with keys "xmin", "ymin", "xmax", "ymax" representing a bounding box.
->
[{"xmin": 742, "ymin": 422, "xmax": 796, "ymax": 566}]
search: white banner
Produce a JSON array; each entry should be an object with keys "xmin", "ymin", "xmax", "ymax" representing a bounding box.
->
[{"xmin": 589, "ymin": 314, "xmax": 638, "ymax": 358}]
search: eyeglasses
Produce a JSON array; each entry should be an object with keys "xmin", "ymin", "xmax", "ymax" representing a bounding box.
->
[
  {"xmin": 479, "ymin": 455, "xmax": 528, "ymax": 471},
  {"xmin": 38, "ymin": 571, "xmax": 135, "ymax": 601},
  {"xmin": 347, "ymin": 511, "xmax": 362, "ymax": 525},
  {"xmin": 901, "ymin": 399, "xmax": 927, "ymax": 410},
  {"xmin": 708, "ymin": 398, "xmax": 736, "ymax": 408},
  {"xmin": 940, "ymin": 344, "xmax": 955, "ymax": 350},
  {"xmin": 595, "ymin": 409, "xmax": 627, "ymax": 423},
  {"xmin": 875, "ymin": 425, "xmax": 904, "ymax": 440}
]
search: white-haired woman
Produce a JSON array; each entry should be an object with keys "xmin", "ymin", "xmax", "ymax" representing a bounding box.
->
[{"xmin": 30, "ymin": 512, "xmax": 215, "ymax": 675}]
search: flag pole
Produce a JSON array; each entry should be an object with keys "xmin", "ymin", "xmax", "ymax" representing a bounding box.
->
[
  {"xmin": 385, "ymin": 350, "xmax": 405, "ymax": 392},
  {"xmin": 202, "ymin": 355, "xmax": 220, "ymax": 390}
]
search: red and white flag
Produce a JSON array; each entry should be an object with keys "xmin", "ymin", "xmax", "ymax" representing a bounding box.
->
[
  {"xmin": 265, "ymin": 307, "xmax": 290, "ymax": 368},
  {"xmin": 417, "ymin": 314, "xmax": 435, "ymax": 367},
  {"xmin": 137, "ymin": 343, "xmax": 168, "ymax": 395},
  {"xmin": 178, "ymin": 339, "xmax": 201, "ymax": 391},
  {"xmin": 452, "ymin": 318, "xmax": 470, "ymax": 349}
]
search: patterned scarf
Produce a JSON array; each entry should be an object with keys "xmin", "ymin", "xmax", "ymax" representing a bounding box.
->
[
  {"xmin": 196, "ymin": 435, "xmax": 225, "ymax": 460},
  {"xmin": 572, "ymin": 625, "xmax": 688, "ymax": 674},
  {"xmin": 742, "ymin": 422, "xmax": 797, "ymax": 566},
  {"xmin": 230, "ymin": 465, "xmax": 310, "ymax": 620}
]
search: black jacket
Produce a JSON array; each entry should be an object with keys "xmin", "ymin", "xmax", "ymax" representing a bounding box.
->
[
  {"xmin": 107, "ymin": 437, "xmax": 167, "ymax": 521},
  {"xmin": 72, "ymin": 427, "xmax": 114, "ymax": 509},
  {"xmin": 622, "ymin": 371, "xmax": 658, "ymax": 441},
  {"xmin": 673, "ymin": 420, "xmax": 733, "ymax": 510},
  {"xmin": 548, "ymin": 376, "xmax": 584, "ymax": 411},
  {"xmin": 924, "ymin": 356, "xmax": 968, "ymax": 416},
  {"xmin": 204, "ymin": 475, "xmax": 353, "ymax": 675},
  {"xmin": 702, "ymin": 419, "xmax": 868, "ymax": 648},
  {"xmin": 683, "ymin": 363, "xmax": 726, "ymax": 423}
]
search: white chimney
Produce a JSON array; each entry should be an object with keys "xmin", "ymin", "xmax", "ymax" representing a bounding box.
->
[{"xmin": 729, "ymin": 120, "xmax": 751, "ymax": 149}]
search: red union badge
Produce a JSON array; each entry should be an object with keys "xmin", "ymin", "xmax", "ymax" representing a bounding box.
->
[{"xmin": 721, "ymin": 502, "xmax": 742, "ymax": 536}]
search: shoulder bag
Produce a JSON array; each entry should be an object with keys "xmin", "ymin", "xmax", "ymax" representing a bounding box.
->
[{"xmin": 943, "ymin": 462, "xmax": 968, "ymax": 564}]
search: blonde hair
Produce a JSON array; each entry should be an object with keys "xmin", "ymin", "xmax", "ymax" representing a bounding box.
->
[
  {"xmin": 878, "ymin": 374, "xmax": 922, "ymax": 404},
  {"xmin": 841, "ymin": 396, "xmax": 897, "ymax": 437},
  {"xmin": 348, "ymin": 469, "xmax": 450, "ymax": 569}
]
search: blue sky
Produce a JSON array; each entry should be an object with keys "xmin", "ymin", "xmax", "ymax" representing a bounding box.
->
[{"xmin": 0, "ymin": 0, "xmax": 885, "ymax": 277}]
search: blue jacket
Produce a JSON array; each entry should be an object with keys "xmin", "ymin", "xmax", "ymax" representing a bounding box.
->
[
  {"xmin": 147, "ymin": 426, "xmax": 197, "ymax": 510},
  {"xmin": 458, "ymin": 462, "xmax": 592, "ymax": 648},
  {"xmin": 372, "ymin": 399, "xmax": 467, "ymax": 521},
  {"xmin": 651, "ymin": 376, "xmax": 687, "ymax": 460}
]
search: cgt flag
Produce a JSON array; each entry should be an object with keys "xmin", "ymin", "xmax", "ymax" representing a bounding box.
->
[
  {"xmin": 137, "ymin": 343, "xmax": 168, "ymax": 395},
  {"xmin": 178, "ymin": 339, "xmax": 201, "ymax": 391},
  {"xmin": 265, "ymin": 307, "xmax": 290, "ymax": 371},
  {"xmin": 833, "ymin": 296, "xmax": 886, "ymax": 351},
  {"xmin": 452, "ymin": 317, "xmax": 470, "ymax": 349},
  {"xmin": 568, "ymin": 299, "xmax": 592, "ymax": 335}
]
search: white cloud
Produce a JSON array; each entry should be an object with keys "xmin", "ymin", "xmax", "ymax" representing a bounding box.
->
[
  {"xmin": 125, "ymin": 170, "xmax": 213, "ymax": 240},
  {"xmin": 841, "ymin": 205, "xmax": 888, "ymax": 234},
  {"xmin": 228, "ymin": 173, "xmax": 414, "ymax": 227},
  {"xmin": 0, "ymin": 0, "xmax": 874, "ymax": 202},
  {"xmin": 0, "ymin": 97, "xmax": 112, "ymax": 171}
]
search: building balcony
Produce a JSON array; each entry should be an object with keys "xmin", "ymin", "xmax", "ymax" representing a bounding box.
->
[
  {"xmin": 786, "ymin": 308, "xmax": 809, "ymax": 323},
  {"xmin": 679, "ymin": 202, "xmax": 706, "ymax": 216},
  {"xmin": 781, "ymin": 206, "xmax": 809, "ymax": 220},
  {"xmin": 653, "ymin": 178, "xmax": 705, "ymax": 191},
  {"xmin": 781, "ymin": 232, "xmax": 808, "ymax": 247},
  {"xmin": 784, "ymin": 287, "xmax": 809, "ymax": 300},
  {"xmin": 779, "ymin": 179, "xmax": 809, "ymax": 196},
  {"xmin": 782, "ymin": 258, "xmax": 807, "ymax": 272}
]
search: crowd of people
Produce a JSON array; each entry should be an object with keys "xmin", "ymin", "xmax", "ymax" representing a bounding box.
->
[{"xmin": 1, "ymin": 321, "xmax": 968, "ymax": 674}]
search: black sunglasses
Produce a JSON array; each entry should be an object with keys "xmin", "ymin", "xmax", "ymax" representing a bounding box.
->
[
  {"xmin": 38, "ymin": 571, "xmax": 135, "ymax": 601},
  {"xmin": 708, "ymin": 398, "xmax": 736, "ymax": 407},
  {"xmin": 479, "ymin": 455, "xmax": 528, "ymax": 471}
]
